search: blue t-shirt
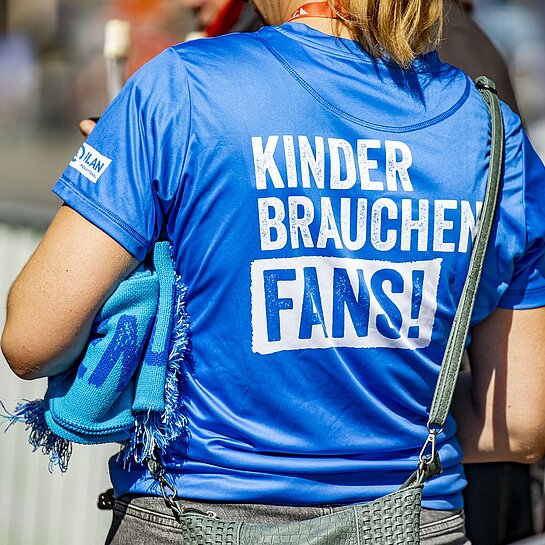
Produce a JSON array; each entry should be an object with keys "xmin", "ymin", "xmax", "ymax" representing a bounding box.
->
[{"xmin": 53, "ymin": 23, "xmax": 545, "ymax": 510}]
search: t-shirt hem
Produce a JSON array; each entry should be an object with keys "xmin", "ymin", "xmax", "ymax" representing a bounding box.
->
[
  {"xmin": 421, "ymin": 496, "xmax": 463, "ymax": 511},
  {"xmin": 53, "ymin": 176, "xmax": 149, "ymax": 261},
  {"xmin": 498, "ymin": 287, "xmax": 545, "ymax": 310},
  {"xmin": 109, "ymin": 464, "xmax": 463, "ymax": 510}
]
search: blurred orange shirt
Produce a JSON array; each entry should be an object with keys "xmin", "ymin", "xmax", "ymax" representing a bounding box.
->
[{"xmin": 107, "ymin": 0, "xmax": 185, "ymax": 74}]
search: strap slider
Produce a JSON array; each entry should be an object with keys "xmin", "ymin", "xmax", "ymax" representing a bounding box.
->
[{"xmin": 476, "ymin": 78, "xmax": 499, "ymax": 95}]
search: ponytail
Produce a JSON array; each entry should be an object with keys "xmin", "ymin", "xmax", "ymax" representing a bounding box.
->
[{"xmin": 331, "ymin": 0, "xmax": 445, "ymax": 68}]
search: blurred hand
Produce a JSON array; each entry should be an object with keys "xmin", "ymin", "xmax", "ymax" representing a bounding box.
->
[{"xmin": 79, "ymin": 118, "xmax": 97, "ymax": 137}]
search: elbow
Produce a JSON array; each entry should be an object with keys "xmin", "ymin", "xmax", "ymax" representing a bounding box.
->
[
  {"xmin": 1, "ymin": 327, "xmax": 44, "ymax": 380},
  {"xmin": 510, "ymin": 445, "xmax": 545, "ymax": 465},
  {"xmin": 506, "ymin": 423, "xmax": 545, "ymax": 464},
  {"xmin": 2, "ymin": 346, "xmax": 33, "ymax": 381},
  {"xmin": 510, "ymin": 441, "xmax": 545, "ymax": 465},
  {"xmin": 2, "ymin": 319, "xmax": 83, "ymax": 380}
]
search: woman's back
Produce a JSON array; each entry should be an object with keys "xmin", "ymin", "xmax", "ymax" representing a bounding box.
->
[{"xmin": 55, "ymin": 22, "xmax": 544, "ymax": 511}]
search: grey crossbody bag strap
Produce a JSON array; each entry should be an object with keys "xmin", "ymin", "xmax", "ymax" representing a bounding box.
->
[{"xmin": 426, "ymin": 77, "xmax": 505, "ymax": 444}]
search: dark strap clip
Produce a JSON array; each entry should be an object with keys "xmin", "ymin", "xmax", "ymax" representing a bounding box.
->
[
  {"xmin": 97, "ymin": 488, "xmax": 115, "ymax": 510},
  {"xmin": 476, "ymin": 77, "xmax": 499, "ymax": 95}
]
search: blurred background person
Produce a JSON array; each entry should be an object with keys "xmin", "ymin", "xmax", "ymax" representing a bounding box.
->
[
  {"xmin": 441, "ymin": 5, "xmax": 535, "ymax": 544},
  {"xmin": 180, "ymin": 0, "xmax": 262, "ymax": 39},
  {"xmin": 440, "ymin": 0, "xmax": 519, "ymax": 115}
]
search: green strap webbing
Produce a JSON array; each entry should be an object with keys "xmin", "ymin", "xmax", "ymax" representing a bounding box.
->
[{"xmin": 427, "ymin": 76, "xmax": 505, "ymax": 431}]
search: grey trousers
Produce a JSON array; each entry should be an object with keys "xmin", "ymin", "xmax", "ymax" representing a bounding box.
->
[{"xmin": 105, "ymin": 495, "xmax": 470, "ymax": 544}]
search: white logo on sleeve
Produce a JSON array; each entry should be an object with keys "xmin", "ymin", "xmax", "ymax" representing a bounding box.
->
[{"xmin": 69, "ymin": 143, "xmax": 112, "ymax": 183}]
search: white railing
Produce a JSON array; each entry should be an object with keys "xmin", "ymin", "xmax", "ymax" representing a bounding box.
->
[{"xmin": 0, "ymin": 222, "xmax": 116, "ymax": 545}]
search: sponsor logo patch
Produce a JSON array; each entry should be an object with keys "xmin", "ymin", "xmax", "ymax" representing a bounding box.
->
[{"xmin": 69, "ymin": 143, "xmax": 112, "ymax": 183}]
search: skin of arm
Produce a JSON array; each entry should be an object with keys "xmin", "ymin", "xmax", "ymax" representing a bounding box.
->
[
  {"xmin": 1, "ymin": 205, "xmax": 138, "ymax": 380},
  {"xmin": 453, "ymin": 306, "xmax": 545, "ymax": 464}
]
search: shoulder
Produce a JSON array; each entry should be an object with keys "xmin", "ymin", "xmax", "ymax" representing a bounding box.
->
[
  {"xmin": 125, "ymin": 47, "xmax": 189, "ymax": 93},
  {"xmin": 169, "ymin": 30, "xmax": 266, "ymax": 67},
  {"xmin": 110, "ymin": 48, "xmax": 194, "ymax": 122},
  {"xmin": 162, "ymin": 30, "xmax": 281, "ymax": 98}
]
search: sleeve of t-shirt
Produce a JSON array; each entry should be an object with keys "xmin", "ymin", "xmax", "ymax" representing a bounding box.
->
[
  {"xmin": 52, "ymin": 47, "xmax": 191, "ymax": 261},
  {"xmin": 498, "ymin": 109, "xmax": 545, "ymax": 310}
]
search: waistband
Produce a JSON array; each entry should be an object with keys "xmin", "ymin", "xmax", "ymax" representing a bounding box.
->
[{"xmin": 112, "ymin": 493, "xmax": 467, "ymax": 539}]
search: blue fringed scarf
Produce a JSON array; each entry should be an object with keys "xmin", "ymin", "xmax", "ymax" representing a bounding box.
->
[{"xmin": 2, "ymin": 241, "xmax": 189, "ymax": 472}]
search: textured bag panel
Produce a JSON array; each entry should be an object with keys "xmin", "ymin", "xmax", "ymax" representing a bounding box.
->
[
  {"xmin": 180, "ymin": 484, "xmax": 422, "ymax": 545},
  {"xmin": 356, "ymin": 484, "xmax": 422, "ymax": 545},
  {"xmin": 182, "ymin": 516, "xmax": 243, "ymax": 545},
  {"xmin": 242, "ymin": 505, "xmax": 358, "ymax": 545}
]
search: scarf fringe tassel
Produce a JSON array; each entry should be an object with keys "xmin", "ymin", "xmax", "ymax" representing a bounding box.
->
[
  {"xmin": 122, "ymin": 276, "xmax": 190, "ymax": 467},
  {"xmin": 1, "ymin": 398, "xmax": 72, "ymax": 473}
]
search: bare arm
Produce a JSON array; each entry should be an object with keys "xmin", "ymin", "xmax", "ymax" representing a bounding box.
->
[
  {"xmin": 453, "ymin": 306, "xmax": 545, "ymax": 464},
  {"xmin": 1, "ymin": 205, "xmax": 138, "ymax": 379}
]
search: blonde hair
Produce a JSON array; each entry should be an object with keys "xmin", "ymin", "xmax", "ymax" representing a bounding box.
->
[{"xmin": 331, "ymin": 0, "xmax": 445, "ymax": 68}]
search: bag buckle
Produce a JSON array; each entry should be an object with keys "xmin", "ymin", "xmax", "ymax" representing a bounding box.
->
[
  {"xmin": 416, "ymin": 425, "xmax": 443, "ymax": 483},
  {"xmin": 418, "ymin": 428, "xmax": 437, "ymax": 469},
  {"xmin": 146, "ymin": 456, "xmax": 219, "ymax": 523},
  {"xmin": 97, "ymin": 488, "xmax": 115, "ymax": 510}
]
